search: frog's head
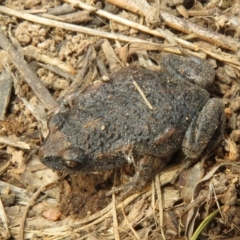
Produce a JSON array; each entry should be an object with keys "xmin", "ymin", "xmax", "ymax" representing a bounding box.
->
[
  {"xmin": 39, "ymin": 146, "xmax": 90, "ymax": 172},
  {"xmin": 39, "ymin": 112, "xmax": 121, "ymax": 173},
  {"xmin": 39, "ymin": 113, "xmax": 91, "ymax": 172}
]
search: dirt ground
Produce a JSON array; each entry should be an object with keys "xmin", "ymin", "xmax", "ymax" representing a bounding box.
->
[{"xmin": 0, "ymin": 0, "xmax": 240, "ymax": 239}]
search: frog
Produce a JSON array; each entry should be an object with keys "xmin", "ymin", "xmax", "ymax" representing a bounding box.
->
[{"xmin": 38, "ymin": 54, "xmax": 225, "ymax": 199}]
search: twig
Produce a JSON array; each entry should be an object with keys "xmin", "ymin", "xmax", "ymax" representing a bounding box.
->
[
  {"xmin": 0, "ymin": 5, "xmax": 201, "ymax": 58},
  {"xmin": 68, "ymin": 46, "xmax": 94, "ymax": 91},
  {"xmin": 24, "ymin": 45, "xmax": 76, "ymax": 74},
  {"xmin": 37, "ymin": 62, "xmax": 75, "ymax": 82},
  {"xmin": 161, "ymin": 11, "xmax": 240, "ymax": 52},
  {"xmin": 0, "ymin": 136, "xmax": 30, "ymax": 149},
  {"xmin": 0, "ymin": 30, "xmax": 58, "ymax": 110},
  {"xmin": 47, "ymin": 3, "xmax": 75, "ymax": 15},
  {"xmin": 105, "ymin": 0, "xmax": 162, "ymax": 27},
  {"xmin": 200, "ymin": 48, "xmax": 240, "ymax": 68},
  {"xmin": 0, "ymin": 6, "xmax": 154, "ymax": 44},
  {"xmin": 42, "ymin": 10, "xmax": 93, "ymax": 24},
  {"xmin": 0, "ymin": 70, "xmax": 12, "ymax": 120},
  {"xmin": 64, "ymin": 0, "xmax": 198, "ymax": 51},
  {"xmin": 95, "ymin": 57, "xmax": 109, "ymax": 78},
  {"xmin": 101, "ymin": 39, "xmax": 122, "ymax": 72}
]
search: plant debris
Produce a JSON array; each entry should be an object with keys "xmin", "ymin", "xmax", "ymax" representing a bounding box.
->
[{"xmin": 0, "ymin": 0, "xmax": 240, "ymax": 239}]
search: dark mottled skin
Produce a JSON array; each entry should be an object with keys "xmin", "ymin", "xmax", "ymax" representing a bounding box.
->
[{"xmin": 39, "ymin": 54, "xmax": 225, "ymax": 198}]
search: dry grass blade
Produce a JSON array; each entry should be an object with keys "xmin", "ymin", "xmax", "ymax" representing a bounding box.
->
[
  {"xmin": 133, "ymin": 80, "xmax": 154, "ymax": 110},
  {"xmin": 118, "ymin": 42, "xmax": 182, "ymax": 65},
  {"xmin": 0, "ymin": 197, "xmax": 10, "ymax": 239},
  {"xmin": 155, "ymin": 175, "xmax": 166, "ymax": 240},
  {"xmin": 121, "ymin": 204, "xmax": 140, "ymax": 240},
  {"xmin": 112, "ymin": 194, "xmax": 120, "ymax": 240}
]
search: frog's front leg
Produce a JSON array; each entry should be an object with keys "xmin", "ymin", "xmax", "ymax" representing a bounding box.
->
[
  {"xmin": 107, "ymin": 155, "xmax": 155, "ymax": 200},
  {"xmin": 108, "ymin": 154, "xmax": 172, "ymax": 200},
  {"xmin": 182, "ymin": 98, "xmax": 225, "ymax": 160},
  {"xmin": 123, "ymin": 155, "xmax": 155, "ymax": 200}
]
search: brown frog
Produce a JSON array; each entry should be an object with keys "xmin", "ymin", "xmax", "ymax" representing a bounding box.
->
[{"xmin": 38, "ymin": 54, "xmax": 225, "ymax": 198}]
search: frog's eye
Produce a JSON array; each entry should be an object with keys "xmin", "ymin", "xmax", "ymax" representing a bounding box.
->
[
  {"xmin": 49, "ymin": 114, "xmax": 66, "ymax": 133},
  {"xmin": 61, "ymin": 148, "xmax": 87, "ymax": 169},
  {"xmin": 64, "ymin": 160, "xmax": 80, "ymax": 168}
]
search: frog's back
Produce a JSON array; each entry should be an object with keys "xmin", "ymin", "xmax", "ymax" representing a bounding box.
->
[{"xmin": 65, "ymin": 66, "xmax": 210, "ymax": 158}]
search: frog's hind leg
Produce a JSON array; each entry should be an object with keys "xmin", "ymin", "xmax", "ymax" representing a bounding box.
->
[
  {"xmin": 201, "ymin": 105, "xmax": 225, "ymax": 159},
  {"xmin": 182, "ymin": 98, "xmax": 225, "ymax": 160}
]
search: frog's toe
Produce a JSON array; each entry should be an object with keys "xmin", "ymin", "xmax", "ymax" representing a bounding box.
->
[
  {"xmin": 106, "ymin": 182, "xmax": 144, "ymax": 201},
  {"xmin": 105, "ymin": 185, "xmax": 125, "ymax": 197}
]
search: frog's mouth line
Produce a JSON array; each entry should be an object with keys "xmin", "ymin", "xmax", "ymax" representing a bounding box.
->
[
  {"xmin": 40, "ymin": 155, "xmax": 126, "ymax": 173},
  {"xmin": 39, "ymin": 154, "xmax": 84, "ymax": 172}
]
